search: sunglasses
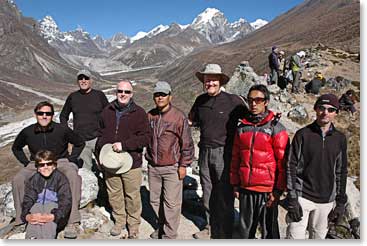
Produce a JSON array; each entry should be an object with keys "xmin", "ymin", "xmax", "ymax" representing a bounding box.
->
[
  {"xmin": 317, "ymin": 105, "xmax": 338, "ymax": 113},
  {"xmin": 77, "ymin": 75, "xmax": 90, "ymax": 80},
  {"xmin": 154, "ymin": 92, "xmax": 169, "ymax": 98},
  {"xmin": 36, "ymin": 111, "xmax": 54, "ymax": 116},
  {"xmin": 117, "ymin": 89, "xmax": 132, "ymax": 94},
  {"xmin": 247, "ymin": 97, "xmax": 266, "ymax": 104},
  {"xmin": 35, "ymin": 161, "xmax": 55, "ymax": 168}
]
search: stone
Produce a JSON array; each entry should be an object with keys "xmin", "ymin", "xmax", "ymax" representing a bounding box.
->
[
  {"xmin": 287, "ymin": 104, "xmax": 308, "ymax": 123},
  {"xmin": 79, "ymin": 168, "xmax": 99, "ymax": 208}
]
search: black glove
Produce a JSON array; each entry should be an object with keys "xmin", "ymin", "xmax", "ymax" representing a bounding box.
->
[
  {"xmin": 286, "ymin": 197, "xmax": 303, "ymax": 223},
  {"xmin": 328, "ymin": 203, "xmax": 345, "ymax": 224}
]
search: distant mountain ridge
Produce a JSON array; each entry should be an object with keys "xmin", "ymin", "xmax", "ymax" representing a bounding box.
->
[{"xmin": 37, "ymin": 8, "xmax": 266, "ymax": 72}]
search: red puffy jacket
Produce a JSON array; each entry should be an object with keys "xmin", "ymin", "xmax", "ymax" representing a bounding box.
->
[{"xmin": 230, "ymin": 111, "xmax": 289, "ymax": 193}]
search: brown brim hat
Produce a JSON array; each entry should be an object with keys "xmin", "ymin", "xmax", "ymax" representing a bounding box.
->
[
  {"xmin": 99, "ymin": 144, "xmax": 133, "ymax": 174},
  {"xmin": 195, "ymin": 63, "xmax": 230, "ymax": 85}
]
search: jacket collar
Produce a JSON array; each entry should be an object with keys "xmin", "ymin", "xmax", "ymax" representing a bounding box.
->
[
  {"xmin": 34, "ymin": 121, "xmax": 55, "ymax": 134},
  {"xmin": 109, "ymin": 99, "xmax": 136, "ymax": 113},
  {"xmin": 240, "ymin": 110, "xmax": 274, "ymax": 126},
  {"xmin": 310, "ymin": 121, "xmax": 335, "ymax": 136}
]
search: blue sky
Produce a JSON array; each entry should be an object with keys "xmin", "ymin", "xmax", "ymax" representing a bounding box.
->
[{"xmin": 15, "ymin": 0, "xmax": 304, "ymax": 39}]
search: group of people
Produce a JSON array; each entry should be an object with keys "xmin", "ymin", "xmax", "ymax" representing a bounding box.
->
[
  {"xmin": 268, "ymin": 46, "xmax": 306, "ymax": 93},
  {"xmin": 10, "ymin": 63, "xmax": 348, "ymax": 240}
]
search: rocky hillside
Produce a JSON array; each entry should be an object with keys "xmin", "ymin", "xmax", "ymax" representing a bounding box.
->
[{"xmin": 157, "ymin": 0, "xmax": 359, "ymax": 112}]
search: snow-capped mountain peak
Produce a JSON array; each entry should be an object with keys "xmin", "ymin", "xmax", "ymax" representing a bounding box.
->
[
  {"xmin": 147, "ymin": 24, "xmax": 169, "ymax": 37},
  {"xmin": 39, "ymin": 15, "xmax": 60, "ymax": 42},
  {"xmin": 250, "ymin": 19, "xmax": 268, "ymax": 29},
  {"xmin": 131, "ymin": 31, "xmax": 148, "ymax": 43}
]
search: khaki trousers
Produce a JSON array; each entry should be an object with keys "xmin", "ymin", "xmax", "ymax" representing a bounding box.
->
[
  {"xmin": 79, "ymin": 138, "xmax": 97, "ymax": 170},
  {"xmin": 104, "ymin": 167, "xmax": 142, "ymax": 233},
  {"xmin": 286, "ymin": 197, "xmax": 333, "ymax": 239},
  {"xmin": 148, "ymin": 164, "xmax": 183, "ymax": 239},
  {"xmin": 12, "ymin": 159, "xmax": 81, "ymax": 225}
]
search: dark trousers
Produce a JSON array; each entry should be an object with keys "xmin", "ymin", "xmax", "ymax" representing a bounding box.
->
[
  {"xmin": 292, "ymin": 71, "xmax": 301, "ymax": 93},
  {"xmin": 238, "ymin": 189, "xmax": 280, "ymax": 239},
  {"xmin": 198, "ymin": 146, "xmax": 234, "ymax": 239}
]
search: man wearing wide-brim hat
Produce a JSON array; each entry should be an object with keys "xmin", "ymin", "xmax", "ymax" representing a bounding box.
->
[
  {"xmin": 188, "ymin": 63, "xmax": 247, "ymax": 239},
  {"xmin": 95, "ymin": 80, "xmax": 151, "ymax": 239}
]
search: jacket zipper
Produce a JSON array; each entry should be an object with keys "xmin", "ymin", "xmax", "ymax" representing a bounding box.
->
[
  {"xmin": 155, "ymin": 113, "xmax": 162, "ymax": 164},
  {"xmin": 248, "ymin": 126, "xmax": 257, "ymax": 186},
  {"xmin": 42, "ymin": 180, "xmax": 48, "ymax": 205},
  {"xmin": 43, "ymin": 132, "xmax": 47, "ymax": 148}
]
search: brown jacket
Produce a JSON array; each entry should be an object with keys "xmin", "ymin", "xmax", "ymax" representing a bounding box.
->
[
  {"xmin": 96, "ymin": 100, "xmax": 151, "ymax": 169},
  {"xmin": 145, "ymin": 104, "xmax": 194, "ymax": 167}
]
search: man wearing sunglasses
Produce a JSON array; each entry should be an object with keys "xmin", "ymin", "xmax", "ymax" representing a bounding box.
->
[
  {"xmin": 95, "ymin": 80, "xmax": 151, "ymax": 239},
  {"xmin": 189, "ymin": 64, "xmax": 247, "ymax": 239},
  {"xmin": 145, "ymin": 81, "xmax": 194, "ymax": 239},
  {"xmin": 11, "ymin": 101, "xmax": 85, "ymax": 239},
  {"xmin": 285, "ymin": 94, "xmax": 348, "ymax": 239},
  {"xmin": 230, "ymin": 84, "xmax": 289, "ymax": 239},
  {"xmin": 60, "ymin": 69, "xmax": 109, "ymax": 170}
]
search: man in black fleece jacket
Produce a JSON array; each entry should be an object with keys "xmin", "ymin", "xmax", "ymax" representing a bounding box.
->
[
  {"xmin": 285, "ymin": 94, "xmax": 348, "ymax": 239},
  {"xmin": 60, "ymin": 69, "xmax": 109, "ymax": 170},
  {"xmin": 11, "ymin": 101, "xmax": 85, "ymax": 239}
]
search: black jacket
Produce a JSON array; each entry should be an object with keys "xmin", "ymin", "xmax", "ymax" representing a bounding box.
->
[
  {"xmin": 60, "ymin": 89, "xmax": 109, "ymax": 141},
  {"xmin": 12, "ymin": 122, "xmax": 85, "ymax": 167},
  {"xmin": 21, "ymin": 169, "xmax": 72, "ymax": 225},
  {"xmin": 268, "ymin": 52, "xmax": 280, "ymax": 71},
  {"xmin": 286, "ymin": 121, "xmax": 348, "ymax": 204}
]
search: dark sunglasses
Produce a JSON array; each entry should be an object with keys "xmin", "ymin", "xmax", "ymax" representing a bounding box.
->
[
  {"xmin": 117, "ymin": 89, "xmax": 132, "ymax": 94},
  {"xmin": 317, "ymin": 105, "xmax": 337, "ymax": 113},
  {"xmin": 77, "ymin": 75, "xmax": 90, "ymax": 80},
  {"xmin": 247, "ymin": 97, "xmax": 266, "ymax": 104},
  {"xmin": 36, "ymin": 111, "xmax": 54, "ymax": 116},
  {"xmin": 35, "ymin": 161, "xmax": 55, "ymax": 168},
  {"xmin": 154, "ymin": 92, "xmax": 169, "ymax": 98}
]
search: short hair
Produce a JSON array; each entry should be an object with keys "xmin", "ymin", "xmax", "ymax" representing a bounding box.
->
[
  {"xmin": 34, "ymin": 150, "xmax": 57, "ymax": 167},
  {"xmin": 248, "ymin": 84, "xmax": 270, "ymax": 101},
  {"xmin": 34, "ymin": 101, "xmax": 54, "ymax": 114}
]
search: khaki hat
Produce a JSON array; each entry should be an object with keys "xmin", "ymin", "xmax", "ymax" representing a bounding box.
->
[
  {"xmin": 195, "ymin": 64, "xmax": 230, "ymax": 85},
  {"xmin": 99, "ymin": 144, "xmax": 133, "ymax": 174},
  {"xmin": 153, "ymin": 81, "xmax": 172, "ymax": 94}
]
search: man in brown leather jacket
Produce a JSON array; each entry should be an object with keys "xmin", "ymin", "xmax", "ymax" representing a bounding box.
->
[{"xmin": 145, "ymin": 81, "xmax": 194, "ymax": 239}]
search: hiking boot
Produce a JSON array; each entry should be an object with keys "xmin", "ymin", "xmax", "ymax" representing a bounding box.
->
[
  {"xmin": 110, "ymin": 224, "xmax": 128, "ymax": 237},
  {"xmin": 193, "ymin": 227, "xmax": 210, "ymax": 239},
  {"xmin": 64, "ymin": 223, "xmax": 79, "ymax": 239},
  {"xmin": 150, "ymin": 229, "xmax": 159, "ymax": 239}
]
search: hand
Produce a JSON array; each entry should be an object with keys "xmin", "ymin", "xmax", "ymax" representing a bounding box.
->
[
  {"xmin": 26, "ymin": 213, "xmax": 45, "ymax": 225},
  {"xmin": 286, "ymin": 197, "xmax": 303, "ymax": 223},
  {"xmin": 233, "ymin": 186, "xmax": 239, "ymax": 199},
  {"xmin": 178, "ymin": 166, "xmax": 186, "ymax": 180},
  {"xmin": 38, "ymin": 213, "xmax": 55, "ymax": 223},
  {"xmin": 329, "ymin": 204, "xmax": 345, "ymax": 224},
  {"xmin": 112, "ymin": 142, "xmax": 122, "ymax": 153}
]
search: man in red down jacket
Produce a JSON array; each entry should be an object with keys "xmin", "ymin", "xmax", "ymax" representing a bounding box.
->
[{"xmin": 230, "ymin": 84, "xmax": 289, "ymax": 239}]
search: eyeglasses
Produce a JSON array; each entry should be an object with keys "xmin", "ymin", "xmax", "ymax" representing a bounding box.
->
[
  {"xmin": 317, "ymin": 105, "xmax": 338, "ymax": 113},
  {"xmin": 117, "ymin": 89, "xmax": 132, "ymax": 94},
  {"xmin": 36, "ymin": 111, "xmax": 54, "ymax": 116},
  {"xmin": 154, "ymin": 92, "xmax": 169, "ymax": 98},
  {"xmin": 77, "ymin": 75, "xmax": 90, "ymax": 80},
  {"xmin": 35, "ymin": 161, "xmax": 55, "ymax": 168},
  {"xmin": 247, "ymin": 97, "xmax": 266, "ymax": 104}
]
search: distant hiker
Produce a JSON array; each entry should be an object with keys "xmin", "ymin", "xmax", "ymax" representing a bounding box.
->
[
  {"xmin": 305, "ymin": 71, "xmax": 326, "ymax": 94},
  {"xmin": 290, "ymin": 51, "xmax": 305, "ymax": 93},
  {"xmin": 230, "ymin": 84, "xmax": 289, "ymax": 239},
  {"xmin": 339, "ymin": 89, "xmax": 357, "ymax": 114},
  {"xmin": 277, "ymin": 50, "xmax": 288, "ymax": 90},
  {"xmin": 11, "ymin": 101, "xmax": 85, "ymax": 239},
  {"xmin": 285, "ymin": 94, "xmax": 348, "ymax": 239},
  {"xmin": 95, "ymin": 80, "xmax": 151, "ymax": 239},
  {"xmin": 268, "ymin": 46, "xmax": 280, "ymax": 85},
  {"xmin": 22, "ymin": 150, "xmax": 72, "ymax": 239},
  {"xmin": 60, "ymin": 69, "xmax": 109, "ymax": 170},
  {"xmin": 146, "ymin": 81, "xmax": 194, "ymax": 239},
  {"xmin": 188, "ymin": 64, "xmax": 247, "ymax": 239}
]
